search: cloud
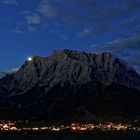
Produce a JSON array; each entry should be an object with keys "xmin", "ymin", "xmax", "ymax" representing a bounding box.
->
[
  {"xmin": 25, "ymin": 0, "xmax": 127, "ymax": 27},
  {"xmin": 91, "ymin": 33, "xmax": 140, "ymax": 73},
  {"xmin": 90, "ymin": 8, "xmax": 125, "ymax": 23},
  {"xmin": 11, "ymin": 68, "xmax": 19, "ymax": 72},
  {"xmin": 29, "ymin": 0, "xmax": 140, "ymax": 27},
  {"xmin": 23, "ymin": 0, "xmax": 140, "ymax": 25},
  {"xmin": 37, "ymin": 0, "xmax": 62, "ymax": 18},
  {"xmin": 78, "ymin": 27, "xmax": 94, "ymax": 38},
  {"xmin": 27, "ymin": 25, "xmax": 36, "ymax": 32},
  {"xmin": 24, "ymin": 0, "xmax": 60, "ymax": 31},
  {"xmin": 119, "ymin": 0, "xmax": 140, "ymax": 13},
  {"xmin": 119, "ymin": 17, "xmax": 140, "ymax": 29},
  {"xmin": 65, "ymin": 0, "xmax": 98, "ymax": 9},
  {"xmin": 1, "ymin": 0, "xmax": 18, "ymax": 5},
  {"xmin": 26, "ymin": 14, "xmax": 42, "ymax": 25},
  {"xmin": 20, "ymin": 0, "xmax": 140, "ymax": 38},
  {"xmin": 91, "ymin": 33, "xmax": 140, "ymax": 54},
  {"xmin": 50, "ymin": 30, "xmax": 69, "ymax": 41},
  {"xmin": 11, "ymin": 29, "xmax": 24, "ymax": 34},
  {"xmin": 58, "ymin": 34, "xmax": 69, "ymax": 41},
  {"xmin": 78, "ymin": 24, "xmax": 108, "ymax": 39},
  {"xmin": 10, "ymin": 23, "xmax": 25, "ymax": 34}
]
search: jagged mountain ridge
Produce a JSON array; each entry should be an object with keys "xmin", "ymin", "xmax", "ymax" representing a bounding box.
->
[
  {"xmin": 0, "ymin": 49, "xmax": 140, "ymax": 121},
  {"xmin": 0, "ymin": 49, "xmax": 139, "ymax": 97},
  {"xmin": 0, "ymin": 69, "xmax": 18, "ymax": 79}
]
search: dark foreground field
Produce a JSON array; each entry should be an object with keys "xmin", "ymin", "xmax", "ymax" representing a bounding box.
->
[{"xmin": 0, "ymin": 131, "xmax": 140, "ymax": 140}]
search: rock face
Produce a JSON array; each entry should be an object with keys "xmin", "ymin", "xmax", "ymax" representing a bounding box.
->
[{"xmin": 0, "ymin": 49, "xmax": 140, "ymax": 121}]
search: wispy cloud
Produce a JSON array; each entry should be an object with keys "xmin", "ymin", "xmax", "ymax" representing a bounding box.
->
[
  {"xmin": 37, "ymin": 0, "xmax": 61, "ymax": 18},
  {"xmin": 78, "ymin": 24, "xmax": 108, "ymax": 39},
  {"xmin": 11, "ymin": 29, "xmax": 24, "ymax": 34},
  {"xmin": 1, "ymin": 0, "xmax": 18, "ymax": 5},
  {"xmin": 78, "ymin": 27, "xmax": 94, "ymax": 38},
  {"xmin": 11, "ymin": 67, "xmax": 19, "ymax": 72},
  {"xmin": 91, "ymin": 33, "xmax": 140, "ymax": 73},
  {"xmin": 10, "ymin": 23, "xmax": 25, "ymax": 34},
  {"xmin": 119, "ymin": 0, "xmax": 140, "ymax": 13},
  {"xmin": 50, "ymin": 30, "xmax": 69, "ymax": 41},
  {"xmin": 119, "ymin": 17, "xmax": 140, "ymax": 29},
  {"xmin": 26, "ymin": 14, "xmax": 42, "ymax": 25},
  {"xmin": 22, "ymin": 0, "xmax": 140, "ymax": 32},
  {"xmin": 8, "ymin": 0, "xmax": 140, "ymax": 38}
]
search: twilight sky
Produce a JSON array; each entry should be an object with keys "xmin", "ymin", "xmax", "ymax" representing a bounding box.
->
[{"xmin": 0, "ymin": 0, "xmax": 140, "ymax": 73}]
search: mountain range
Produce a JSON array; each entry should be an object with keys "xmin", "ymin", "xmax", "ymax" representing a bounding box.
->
[
  {"xmin": 0, "ymin": 49, "xmax": 140, "ymax": 122},
  {"xmin": 0, "ymin": 69, "xmax": 18, "ymax": 79}
]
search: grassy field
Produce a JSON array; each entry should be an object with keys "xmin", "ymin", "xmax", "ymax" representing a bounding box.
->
[{"xmin": 0, "ymin": 131, "xmax": 140, "ymax": 140}]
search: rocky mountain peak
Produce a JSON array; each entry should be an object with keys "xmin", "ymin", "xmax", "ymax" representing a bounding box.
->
[
  {"xmin": 0, "ymin": 50, "xmax": 140, "ymax": 121},
  {"xmin": 25, "ymin": 50, "xmax": 115, "ymax": 66},
  {"xmin": 51, "ymin": 49, "xmax": 115, "ymax": 64},
  {"xmin": 0, "ymin": 49, "xmax": 139, "ymax": 97}
]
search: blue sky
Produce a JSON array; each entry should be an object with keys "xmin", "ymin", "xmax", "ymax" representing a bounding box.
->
[{"xmin": 0, "ymin": 0, "xmax": 140, "ymax": 73}]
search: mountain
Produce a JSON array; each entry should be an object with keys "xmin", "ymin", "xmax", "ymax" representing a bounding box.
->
[
  {"xmin": 0, "ymin": 72, "xmax": 7, "ymax": 79},
  {"xmin": 0, "ymin": 69, "xmax": 18, "ymax": 79},
  {"xmin": 0, "ymin": 49, "xmax": 140, "ymax": 121}
]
